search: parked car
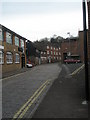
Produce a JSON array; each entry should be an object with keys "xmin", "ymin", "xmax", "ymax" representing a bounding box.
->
[
  {"xmin": 64, "ymin": 59, "xmax": 81, "ymax": 64},
  {"xmin": 26, "ymin": 63, "xmax": 33, "ymax": 68},
  {"xmin": 26, "ymin": 61, "xmax": 34, "ymax": 68}
]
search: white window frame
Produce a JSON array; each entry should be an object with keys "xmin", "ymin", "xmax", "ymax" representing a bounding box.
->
[
  {"xmin": 0, "ymin": 51, "xmax": 4, "ymax": 64},
  {"xmin": 6, "ymin": 32, "xmax": 12, "ymax": 44},
  {"xmin": 56, "ymin": 52, "xmax": 58, "ymax": 55},
  {"xmin": 44, "ymin": 52, "xmax": 46, "ymax": 55},
  {"xmin": 47, "ymin": 46, "xmax": 49, "ymax": 49},
  {"xmin": 6, "ymin": 52, "xmax": 13, "ymax": 64},
  {"xmin": 0, "ymin": 29, "xmax": 3, "ymax": 41},
  {"xmin": 15, "ymin": 53, "xmax": 20, "ymax": 63},
  {"xmin": 51, "ymin": 51, "xmax": 52, "ymax": 55},
  {"xmin": 41, "ymin": 52, "xmax": 43, "ymax": 54},
  {"xmin": 54, "ymin": 51, "xmax": 55, "ymax": 55},
  {"xmin": 20, "ymin": 39, "xmax": 24, "ymax": 52},
  {"xmin": 47, "ymin": 51, "xmax": 49, "ymax": 55},
  {"xmin": 15, "ymin": 36, "xmax": 19, "ymax": 47},
  {"xmin": 59, "ymin": 52, "xmax": 61, "ymax": 55},
  {"xmin": 20, "ymin": 39, "xmax": 24, "ymax": 47}
]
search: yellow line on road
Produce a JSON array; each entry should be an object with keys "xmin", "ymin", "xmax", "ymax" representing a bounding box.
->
[
  {"xmin": 18, "ymin": 85, "xmax": 46, "ymax": 119},
  {"xmin": 1, "ymin": 71, "xmax": 28, "ymax": 81},
  {"xmin": 12, "ymin": 79, "xmax": 50, "ymax": 119},
  {"xmin": 70, "ymin": 64, "xmax": 84, "ymax": 76}
]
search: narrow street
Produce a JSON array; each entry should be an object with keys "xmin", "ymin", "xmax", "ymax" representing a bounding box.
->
[
  {"xmin": 2, "ymin": 63, "xmax": 61, "ymax": 118},
  {"xmin": 2, "ymin": 63, "xmax": 88, "ymax": 119}
]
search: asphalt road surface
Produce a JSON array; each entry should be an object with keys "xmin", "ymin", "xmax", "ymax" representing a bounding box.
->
[{"xmin": 2, "ymin": 63, "xmax": 61, "ymax": 119}]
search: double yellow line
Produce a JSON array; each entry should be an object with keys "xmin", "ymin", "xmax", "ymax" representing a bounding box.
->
[
  {"xmin": 70, "ymin": 64, "xmax": 84, "ymax": 76},
  {"xmin": 12, "ymin": 79, "xmax": 51, "ymax": 119}
]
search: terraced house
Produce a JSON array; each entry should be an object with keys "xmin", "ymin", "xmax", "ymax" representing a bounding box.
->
[{"xmin": 0, "ymin": 24, "xmax": 27, "ymax": 73}]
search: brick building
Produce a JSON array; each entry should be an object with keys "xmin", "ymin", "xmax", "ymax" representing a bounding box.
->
[
  {"xmin": 0, "ymin": 24, "xmax": 27, "ymax": 73},
  {"xmin": 61, "ymin": 37, "xmax": 80, "ymax": 62},
  {"xmin": 46, "ymin": 45, "xmax": 61, "ymax": 63}
]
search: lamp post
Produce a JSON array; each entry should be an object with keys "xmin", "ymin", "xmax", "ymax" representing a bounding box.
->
[
  {"xmin": 67, "ymin": 32, "xmax": 71, "ymax": 56},
  {"xmin": 82, "ymin": 0, "xmax": 89, "ymax": 102}
]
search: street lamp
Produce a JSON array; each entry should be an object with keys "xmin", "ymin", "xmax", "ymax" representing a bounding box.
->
[
  {"xmin": 67, "ymin": 32, "xmax": 71, "ymax": 56},
  {"xmin": 82, "ymin": 0, "xmax": 89, "ymax": 102}
]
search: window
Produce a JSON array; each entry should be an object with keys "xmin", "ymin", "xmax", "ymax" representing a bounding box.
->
[
  {"xmin": 44, "ymin": 52, "xmax": 46, "ymax": 55},
  {"xmin": 20, "ymin": 39, "xmax": 24, "ymax": 52},
  {"xmin": 51, "ymin": 47, "xmax": 52, "ymax": 50},
  {"xmin": 59, "ymin": 52, "xmax": 61, "ymax": 55},
  {"xmin": 54, "ymin": 52, "xmax": 55, "ymax": 55},
  {"xmin": 54, "ymin": 47, "xmax": 55, "ymax": 50},
  {"xmin": 47, "ymin": 46, "xmax": 49, "ymax": 49},
  {"xmin": 6, "ymin": 52, "xmax": 13, "ymax": 64},
  {"xmin": 59, "ymin": 47, "xmax": 61, "ymax": 50},
  {"xmin": 0, "ymin": 51, "xmax": 4, "ymax": 64},
  {"xmin": 47, "ymin": 51, "xmax": 49, "ymax": 54},
  {"xmin": 6, "ymin": 32, "xmax": 12, "ymax": 44},
  {"xmin": 0, "ymin": 29, "xmax": 3, "ymax": 41},
  {"xmin": 51, "ymin": 51, "xmax": 52, "ymax": 55},
  {"xmin": 20, "ymin": 39, "xmax": 24, "ymax": 47},
  {"xmin": 56, "ymin": 52, "xmax": 58, "ymax": 55},
  {"xmin": 41, "ymin": 52, "xmax": 43, "ymax": 54},
  {"xmin": 15, "ymin": 36, "xmax": 19, "ymax": 46},
  {"xmin": 15, "ymin": 53, "xmax": 20, "ymax": 63}
]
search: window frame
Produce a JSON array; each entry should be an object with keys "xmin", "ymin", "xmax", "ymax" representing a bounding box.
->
[
  {"xmin": 0, "ymin": 51, "xmax": 4, "ymax": 64},
  {"xmin": 0, "ymin": 29, "xmax": 3, "ymax": 41},
  {"xmin": 47, "ymin": 51, "xmax": 49, "ymax": 55},
  {"xmin": 6, "ymin": 52, "xmax": 13, "ymax": 64},
  {"xmin": 6, "ymin": 32, "xmax": 12, "ymax": 44},
  {"xmin": 15, "ymin": 36, "xmax": 19, "ymax": 47},
  {"xmin": 15, "ymin": 53, "xmax": 20, "ymax": 63},
  {"xmin": 47, "ymin": 46, "xmax": 49, "ymax": 49}
]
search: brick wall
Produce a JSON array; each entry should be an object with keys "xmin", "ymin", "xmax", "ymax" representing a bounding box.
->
[
  {"xmin": 1, "ymin": 29, "xmax": 27, "ymax": 73},
  {"xmin": 61, "ymin": 39, "xmax": 79, "ymax": 62}
]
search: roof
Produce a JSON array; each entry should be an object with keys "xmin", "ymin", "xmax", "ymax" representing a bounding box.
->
[{"xmin": 0, "ymin": 24, "xmax": 27, "ymax": 41}]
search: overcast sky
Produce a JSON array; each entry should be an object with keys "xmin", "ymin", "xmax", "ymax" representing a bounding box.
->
[{"xmin": 0, "ymin": 0, "xmax": 88, "ymax": 41}]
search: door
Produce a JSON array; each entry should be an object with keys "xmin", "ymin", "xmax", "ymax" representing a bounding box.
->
[{"xmin": 21, "ymin": 54, "xmax": 25, "ymax": 68}]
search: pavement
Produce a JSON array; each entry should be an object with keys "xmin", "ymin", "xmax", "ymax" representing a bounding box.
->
[
  {"xmin": 2, "ymin": 67, "xmax": 32, "ymax": 79},
  {"xmin": 31, "ymin": 64, "xmax": 88, "ymax": 119}
]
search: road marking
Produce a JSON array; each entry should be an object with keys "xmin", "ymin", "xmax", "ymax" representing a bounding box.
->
[
  {"xmin": 12, "ymin": 79, "xmax": 50, "ymax": 119},
  {"xmin": 70, "ymin": 64, "xmax": 84, "ymax": 76},
  {"xmin": 19, "ymin": 85, "xmax": 46, "ymax": 119},
  {"xmin": 0, "ymin": 71, "xmax": 28, "ymax": 81}
]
